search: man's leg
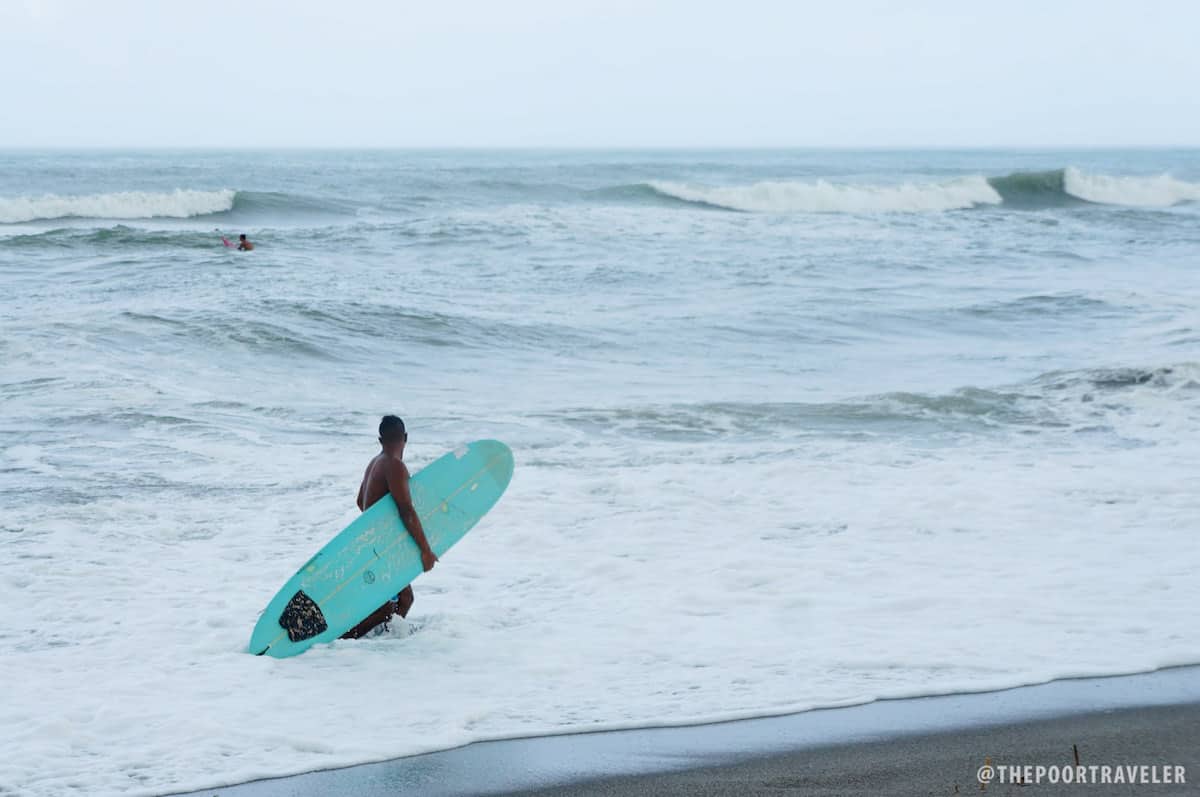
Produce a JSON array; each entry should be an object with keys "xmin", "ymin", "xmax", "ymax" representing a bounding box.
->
[
  {"xmin": 340, "ymin": 600, "xmax": 395, "ymax": 640},
  {"xmin": 339, "ymin": 586, "xmax": 415, "ymax": 639},
  {"xmin": 395, "ymin": 585, "xmax": 414, "ymax": 618}
]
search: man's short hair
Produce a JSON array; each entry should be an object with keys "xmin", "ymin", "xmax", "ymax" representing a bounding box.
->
[{"xmin": 379, "ymin": 414, "xmax": 406, "ymax": 442}]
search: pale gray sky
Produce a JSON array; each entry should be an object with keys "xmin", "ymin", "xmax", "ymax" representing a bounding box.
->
[{"xmin": 1, "ymin": 0, "xmax": 1196, "ymax": 147}]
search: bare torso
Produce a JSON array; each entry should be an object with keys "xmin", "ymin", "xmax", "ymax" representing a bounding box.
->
[
  {"xmin": 343, "ymin": 451, "xmax": 414, "ymax": 639},
  {"xmin": 342, "ymin": 444, "xmax": 436, "ymax": 640},
  {"xmin": 358, "ymin": 453, "xmax": 394, "ymax": 511}
]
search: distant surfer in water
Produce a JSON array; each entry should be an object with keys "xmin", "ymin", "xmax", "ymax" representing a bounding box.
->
[
  {"xmin": 237, "ymin": 234, "xmax": 254, "ymax": 251},
  {"xmin": 341, "ymin": 415, "xmax": 438, "ymax": 639}
]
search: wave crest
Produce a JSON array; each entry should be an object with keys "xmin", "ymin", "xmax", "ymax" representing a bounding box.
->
[
  {"xmin": 0, "ymin": 189, "xmax": 236, "ymax": 224},
  {"xmin": 543, "ymin": 364, "xmax": 1197, "ymax": 442},
  {"xmin": 1062, "ymin": 166, "xmax": 1200, "ymax": 207},
  {"xmin": 642, "ymin": 168, "xmax": 1200, "ymax": 214},
  {"xmin": 648, "ymin": 176, "xmax": 1001, "ymax": 213}
]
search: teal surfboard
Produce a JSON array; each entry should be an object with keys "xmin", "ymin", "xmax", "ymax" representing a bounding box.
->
[{"xmin": 249, "ymin": 439, "xmax": 513, "ymax": 658}]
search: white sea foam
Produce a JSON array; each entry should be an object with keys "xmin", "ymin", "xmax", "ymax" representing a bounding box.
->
[
  {"xmin": 1063, "ymin": 166, "xmax": 1200, "ymax": 207},
  {"xmin": 3, "ymin": 149, "xmax": 1200, "ymax": 797},
  {"xmin": 0, "ymin": 188, "xmax": 236, "ymax": 223},
  {"xmin": 649, "ymin": 176, "xmax": 1002, "ymax": 213},
  {"xmin": 1, "ymin": 366, "xmax": 1198, "ymax": 796}
]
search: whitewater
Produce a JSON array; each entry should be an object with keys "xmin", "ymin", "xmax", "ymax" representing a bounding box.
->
[
  {"xmin": 647, "ymin": 166, "xmax": 1200, "ymax": 213},
  {"xmin": 1, "ymin": 149, "xmax": 1199, "ymax": 796},
  {"xmin": 2, "ymin": 166, "xmax": 1199, "ymax": 226},
  {"xmin": 0, "ymin": 189, "xmax": 235, "ymax": 224}
]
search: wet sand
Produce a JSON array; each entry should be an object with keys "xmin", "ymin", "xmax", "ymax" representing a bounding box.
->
[
  {"xmin": 171, "ymin": 666, "xmax": 1200, "ymax": 797},
  {"xmin": 512, "ymin": 702, "xmax": 1199, "ymax": 796}
]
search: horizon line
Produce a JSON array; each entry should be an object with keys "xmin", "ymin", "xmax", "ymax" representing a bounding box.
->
[{"xmin": 1, "ymin": 144, "xmax": 1199, "ymax": 152}]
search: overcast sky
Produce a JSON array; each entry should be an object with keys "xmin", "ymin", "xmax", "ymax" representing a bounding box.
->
[{"xmin": 1, "ymin": 0, "xmax": 1196, "ymax": 148}]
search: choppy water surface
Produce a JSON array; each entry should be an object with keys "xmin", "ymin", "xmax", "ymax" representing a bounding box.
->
[{"xmin": 2, "ymin": 150, "xmax": 1198, "ymax": 796}]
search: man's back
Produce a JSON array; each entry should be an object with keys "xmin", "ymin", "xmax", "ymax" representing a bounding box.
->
[
  {"xmin": 358, "ymin": 453, "xmax": 400, "ymax": 511},
  {"xmin": 341, "ymin": 415, "xmax": 437, "ymax": 640}
]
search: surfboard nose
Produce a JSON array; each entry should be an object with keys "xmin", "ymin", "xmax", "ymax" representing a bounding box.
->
[{"xmin": 476, "ymin": 439, "xmax": 514, "ymax": 492}]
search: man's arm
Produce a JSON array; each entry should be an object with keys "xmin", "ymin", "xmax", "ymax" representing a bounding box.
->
[
  {"xmin": 385, "ymin": 459, "xmax": 438, "ymax": 572},
  {"xmin": 356, "ymin": 462, "xmax": 370, "ymax": 511}
]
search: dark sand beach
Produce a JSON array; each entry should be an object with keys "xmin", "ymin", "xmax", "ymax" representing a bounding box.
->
[
  {"xmin": 512, "ymin": 703, "xmax": 1198, "ymax": 796},
  {"xmin": 174, "ymin": 666, "xmax": 1200, "ymax": 797}
]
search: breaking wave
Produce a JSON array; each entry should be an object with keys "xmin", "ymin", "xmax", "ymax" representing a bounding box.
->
[
  {"xmin": 1061, "ymin": 166, "xmax": 1200, "ymax": 207},
  {"xmin": 5, "ymin": 168, "xmax": 1196, "ymax": 224},
  {"xmin": 642, "ymin": 168, "xmax": 1200, "ymax": 213},
  {"xmin": 0, "ymin": 189, "xmax": 236, "ymax": 223},
  {"xmin": 647, "ymin": 176, "xmax": 1001, "ymax": 213},
  {"xmin": 542, "ymin": 364, "xmax": 1198, "ymax": 442},
  {"xmin": 0, "ymin": 189, "xmax": 363, "ymax": 224}
]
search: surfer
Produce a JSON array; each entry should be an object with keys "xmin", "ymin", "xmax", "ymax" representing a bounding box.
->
[
  {"xmin": 341, "ymin": 415, "xmax": 438, "ymax": 639},
  {"xmin": 237, "ymin": 234, "xmax": 254, "ymax": 251}
]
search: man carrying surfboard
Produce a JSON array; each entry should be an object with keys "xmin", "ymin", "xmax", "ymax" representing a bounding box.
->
[
  {"xmin": 340, "ymin": 415, "xmax": 438, "ymax": 639},
  {"xmin": 237, "ymin": 234, "xmax": 255, "ymax": 251}
]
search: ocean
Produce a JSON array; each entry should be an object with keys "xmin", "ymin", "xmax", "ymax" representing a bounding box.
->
[{"xmin": 2, "ymin": 149, "xmax": 1198, "ymax": 796}]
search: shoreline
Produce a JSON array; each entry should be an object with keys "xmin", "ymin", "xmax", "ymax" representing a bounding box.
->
[
  {"xmin": 172, "ymin": 665, "xmax": 1200, "ymax": 796},
  {"xmin": 512, "ymin": 702, "xmax": 1199, "ymax": 796}
]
